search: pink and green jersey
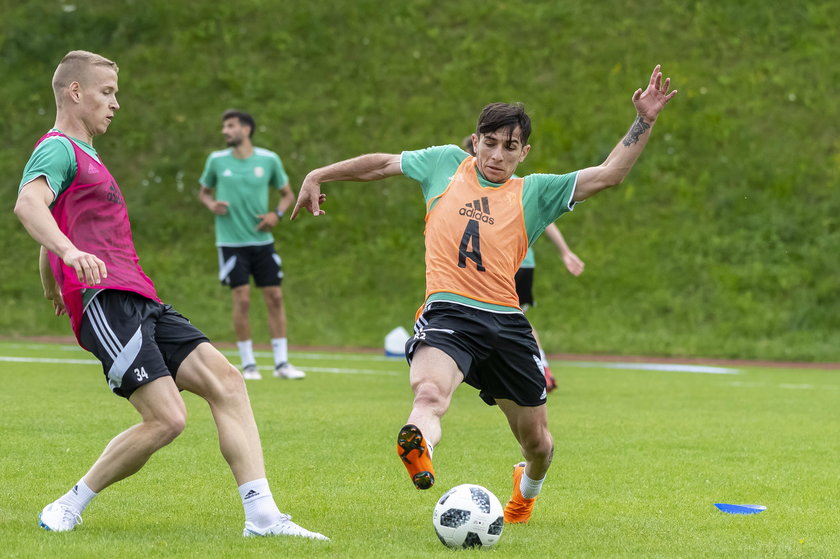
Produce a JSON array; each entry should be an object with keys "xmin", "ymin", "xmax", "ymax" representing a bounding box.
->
[{"xmin": 21, "ymin": 131, "xmax": 158, "ymax": 345}]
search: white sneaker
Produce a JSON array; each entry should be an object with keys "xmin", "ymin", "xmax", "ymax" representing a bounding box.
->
[
  {"xmin": 242, "ymin": 364, "xmax": 262, "ymax": 380},
  {"xmin": 274, "ymin": 362, "xmax": 305, "ymax": 379},
  {"xmin": 39, "ymin": 502, "xmax": 83, "ymax": 532},
  {"xmin": 243, "ymin": 515, "xmax": 329, "ymax": 540}
]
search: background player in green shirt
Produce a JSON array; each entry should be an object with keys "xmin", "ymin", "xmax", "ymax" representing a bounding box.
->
[{"xmin": 199, "ymin": 109, "xmax": 304, "ymax": 381}]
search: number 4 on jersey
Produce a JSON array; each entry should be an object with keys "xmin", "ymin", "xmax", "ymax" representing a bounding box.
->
[{"xmin": 458, "ymin": 219, "xmax": 485, "ymax": 271}]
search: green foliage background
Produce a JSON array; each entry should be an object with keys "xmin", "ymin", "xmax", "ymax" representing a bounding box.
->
[{"xmin": 1, "ymin": 0, "xmax": 838, "ymax": 360}]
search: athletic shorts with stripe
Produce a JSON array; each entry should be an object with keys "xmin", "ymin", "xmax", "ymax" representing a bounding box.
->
[
  {"xmin": 79, "ymin": 290, "xmax": 209, "ymax": 398},
  {"xmin": 405, "ymin": 302, "xmax": 547, "ymax": 407},
  {"xmin": 217, "ymin": 244, "xmax": 283, "ymax": 289}
]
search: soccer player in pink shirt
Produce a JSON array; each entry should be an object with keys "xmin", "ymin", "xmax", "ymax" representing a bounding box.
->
[{"xmin": 14, "ymin": 50, "xmax": 328, "ymax": 541}]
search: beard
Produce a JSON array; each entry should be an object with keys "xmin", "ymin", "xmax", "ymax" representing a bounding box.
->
[{"xmin": 225, "ymin": 136, "xmax": 242, "ymax": 147}]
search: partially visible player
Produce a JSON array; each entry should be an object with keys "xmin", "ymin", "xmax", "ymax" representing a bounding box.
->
[
  {"xmin": 199, "ymin": 109, "xmax": 305, "ymax": 381},
  {"xmin": 293, "ymin": 66, "xmax": 677, "ymax": 524},
  {"xmin": 14, "ymin": 50, "xmax": 327, "ymax": 540},
  {"xmin": 462, "ymin": 136, "xmax": 584, "ymax": 392}
]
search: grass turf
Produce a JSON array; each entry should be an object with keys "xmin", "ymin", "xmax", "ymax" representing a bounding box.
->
[{"xmin": 0, "ymin": 342, "xmax": 838, "ymax": 557}]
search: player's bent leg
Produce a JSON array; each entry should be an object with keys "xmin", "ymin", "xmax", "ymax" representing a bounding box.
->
[
  {"xmin": 398, "ymin": 345, "xmax": 462, "ymax": 490},
  {"xmin": 496, "ymin": 400, "xmax": 554, "ymax": 523},
  {"xmin": 176, "ymin": 342, "xmax": 328, "ymax": 539},
  {"xmin": 175, "ymin": 342, "xmax": 266, "ymax": 484},
  {"xmin": 40, "ymin": 377, "xmax": 187, "ymax": 532},
  {"xmin": 86, "ymin": 377, "xmax": 188, "ymax": 491}
]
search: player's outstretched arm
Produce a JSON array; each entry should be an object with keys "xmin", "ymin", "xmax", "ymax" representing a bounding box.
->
[
  {"xmin": 573, "ymin": 65, "xmax": 677, "ymax": 202},
  {"xmin": 543, "ymin": 223, "xmax": 584, "ymax": 276},
  {"xmin": 291, "ymin": 153, "xmax": 403, "ymax": 219},
  {"xmin": 15, "ymin": 177, "xmax": 107, "ymax": 286}
]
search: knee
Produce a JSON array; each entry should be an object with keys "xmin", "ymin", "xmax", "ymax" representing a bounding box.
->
[
  {"xmin": 207, "ymin": 362, "xmax": 249, "ymax": 404},
  {"xmin": 149, "ymin": 411, "xmax": 186, "ymax": 446},
  {"xmin": 233, "ymin": 298, "xmax": 250, "ymax": 314},
  {"xmin": 222, "ymin": 363, "xmax": 248, "ymax": 395},
  {"xmin": 411, "ymin": 380, "xmax": 449, "ymax": 410},
  {"xmin": 521, "ymin": 429, "xmax": 554, "ymax": 460},
  {"xmin": 264, "ymin": 289, "xmax": 284, "ymax": 309}
]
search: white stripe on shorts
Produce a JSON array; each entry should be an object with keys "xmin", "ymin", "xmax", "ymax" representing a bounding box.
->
[
  {"xmin": 217, "ymin": 248, "xmax": 237, "ymax": 283},
  {"xmin": 107, "ymin": 325, "xmax": 143, "ymax": 391},
  {"xmin": 87, "ymin": 298, "xmax": 122, "ymax": 361}
]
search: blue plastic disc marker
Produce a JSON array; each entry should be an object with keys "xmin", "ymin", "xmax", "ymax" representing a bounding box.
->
[{"xmin": 714, "ymin": 503, "xmax": 767, "ymax": 515}]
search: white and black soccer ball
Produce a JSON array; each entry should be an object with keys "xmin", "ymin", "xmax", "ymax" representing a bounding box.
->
[{"xmin": 432, "ymin": 484, "xmax": 504, "ymax": 549}]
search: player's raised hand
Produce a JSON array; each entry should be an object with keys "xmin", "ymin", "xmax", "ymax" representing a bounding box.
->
[
  {"xmin": 291, "ymin": 174, "xmax": 328, "ymax": 220},
  {"xmin": 63, "ymin": 248, "xmax": 107, "ymax": 286},
  {"xmin": 632, "ymin": 65, "xmax": 678, "ymax": 121}
]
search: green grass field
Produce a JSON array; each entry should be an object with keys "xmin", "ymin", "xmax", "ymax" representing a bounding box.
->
[{"xmin": 1, "ymin": 341, "xmax": 838, "ymax": 558}]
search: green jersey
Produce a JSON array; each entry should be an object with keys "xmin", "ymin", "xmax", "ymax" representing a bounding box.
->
[
  {"xmin": 199, "ymin": 147, "xmax": 289, "ymax": 247},
  {"xmin": 401, "ymin": 144, "xmax": 577, "ymax": 312}
]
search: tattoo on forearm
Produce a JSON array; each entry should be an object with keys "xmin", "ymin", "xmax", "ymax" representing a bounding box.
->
[{"xmin": 622, "ymin": 116, "xmax": 651, "ymax": 146}]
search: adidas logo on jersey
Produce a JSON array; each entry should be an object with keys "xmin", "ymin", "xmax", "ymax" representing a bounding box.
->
[
  {"xmin": 459, "ymin": 197, "xmax": 495, "ymax": 224},
  {"xmin": 87, "ymin": 162, "xmax": 100, "ymax": 175}
]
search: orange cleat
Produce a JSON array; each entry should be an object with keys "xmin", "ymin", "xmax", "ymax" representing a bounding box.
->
[
  {"xmin": 544, "ymin": 364, "xmax": 557, "ymax": 393},
  {"xmin": 396, "ymin": 424, "xmax": 435, "ymax": 490},
  {"xmin": 504, "ymin": 462, "xmax": 537, "ymax": 523}
]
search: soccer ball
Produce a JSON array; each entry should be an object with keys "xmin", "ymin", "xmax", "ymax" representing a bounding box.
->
[{"xmin": 432, "ymin": 484, "xmax": 504, "ymax": 549}]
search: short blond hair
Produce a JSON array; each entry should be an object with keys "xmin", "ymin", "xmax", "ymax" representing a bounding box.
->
[{"xmin": 52, "ymin": 50, "xmax": 118, "ymax": 107}]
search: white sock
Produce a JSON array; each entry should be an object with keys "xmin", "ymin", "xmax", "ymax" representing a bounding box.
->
[
  {"xmin": 239, "ymin": 478, "xmax": 283, "ymax": 528},
  {"xmin": 271, "ymin": 338, "xmax": 288, "ymax": 366},
  {"xmin": 520, "ymin": 470, "xmax": 545, "ymax": 499},
  {"xmin": 237, "ymin": 340, "xmax": 256, "ymax": 368},
  {"xmin": 58, "ymin": 478, "xmax": 98, "ymax": 514}
]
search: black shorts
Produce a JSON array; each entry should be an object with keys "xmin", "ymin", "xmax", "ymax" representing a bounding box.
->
[
  {"xmin": 515, "ymin": 267, "xmax": 535, "ymax": 309},
  {"xmin": 79, "ymin": 290, "xmax": 209, "ymax": 398},
  {"xmin": 405, "ymin": 302, "xmax": 546, "ymax": 407},
  {"xmin": 217, "ymin": 244, "xmax": 283, "ymax": 289}
]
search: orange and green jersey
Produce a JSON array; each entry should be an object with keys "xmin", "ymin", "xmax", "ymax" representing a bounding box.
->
[{"xmin": 400, "ymin": 144, "xmax": 577, "ymax": 313}]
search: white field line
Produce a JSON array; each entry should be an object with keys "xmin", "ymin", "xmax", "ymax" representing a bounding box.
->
[
  {"xmin": 241, "ymin": 350, "xmax": 396, "ymax": 362},
  {"xmin": 253, "ymin": 365, "xmax": 400, "ymax": 376},
  {"xmin": 6, "ymin": 353, "xmax": 837, "ymax": 388},
  {"xmin": 0, "ymin": 356, "xmax": 99, "ymax": 365},
  {"xmin": 0, "ymin": 355, "xmax": 742, "ymax": 374},
  {"xmin": 0, "ymin": 355, "xmax": 400, "ymax": 376},
  {"xmin": 567, "ymin": 361, "xmax": 741, "ymax": 375}
]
